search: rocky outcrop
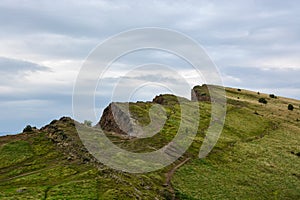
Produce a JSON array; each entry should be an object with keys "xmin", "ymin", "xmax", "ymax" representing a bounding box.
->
[
  {"xmin": 191, "ymin": 84, "xmax": 211, "ymax": 102},
  {"xmin": 192, "ymin": 84, "xmax": 227, "ymax": 106},
  {"xmin": 152, "ymin": 94, "xmax": 189, "ymax": 105},
  {"xmin": 98, "ymin": 101, "xmax": 168, "ymax": 138},
  {"xmin": 98, "ymin": 103, "xmax": 141, "ymax": 136},
  {"xmin": 41, "ymin": 117, "xmax": 97, "ymax": 163}
]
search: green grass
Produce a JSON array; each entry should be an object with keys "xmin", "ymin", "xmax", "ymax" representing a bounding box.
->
[
  {"xmin": 0, "ymin": 141, "xmax": 34, "ymax": 168},
  {"xmin": 173, "ymin": 126, "xmax": 300, "ymax": 199}
]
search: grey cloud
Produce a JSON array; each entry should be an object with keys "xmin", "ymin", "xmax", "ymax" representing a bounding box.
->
[
  {"xmin": 0, "ymin": 57, "xmax": 49, "ymax": 74},
  {"xmin": 0, "ymin": 57, "xmax": 51, "ymax": 92},
  {"xmin": 1, "ymin": 0, "xmax": 299, "ymax": 64}
]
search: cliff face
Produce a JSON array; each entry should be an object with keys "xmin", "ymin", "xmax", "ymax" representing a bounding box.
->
[
  {"xmin": 98, "ymin": 85, "xmax": 223, "ymax": 137},
  {"xmin": 98, "ymin": 102, "xmax": 135, "ymax": 135},
  {"xmin": 98, "ymin": 95, "xmax": 189, "ymax": 137}
]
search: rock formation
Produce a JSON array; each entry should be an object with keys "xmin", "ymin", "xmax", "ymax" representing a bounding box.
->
[{"xmin": 191, "ymin": 84, "xmax": 211, "ymax": 102}]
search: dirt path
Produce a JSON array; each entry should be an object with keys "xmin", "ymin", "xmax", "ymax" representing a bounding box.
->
[
  {"xmin": 0, "ymin": 166, "xmax": 57, "ymax": 182},
  {"xmin": 164, "ymin": 157, "xmax": 191, "ymax": 199}
]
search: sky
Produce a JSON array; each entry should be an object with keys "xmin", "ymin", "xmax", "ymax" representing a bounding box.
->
[{"xmin": 0, "ymin": 0, "xmax": 299, "ymax": 134}]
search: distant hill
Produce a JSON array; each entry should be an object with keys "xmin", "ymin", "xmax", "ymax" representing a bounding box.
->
[{"xmin": 0, "ymin": 85, "xmax": 299, "ymax": 199}]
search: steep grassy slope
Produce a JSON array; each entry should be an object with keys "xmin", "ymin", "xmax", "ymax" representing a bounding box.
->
[
  {"xmin": 173, "ymin": 87, "xmax": 300, "ymax": 199},
  {"xmin": 0, "ymin": 86, "xmax": 299, "ymax": 199}
]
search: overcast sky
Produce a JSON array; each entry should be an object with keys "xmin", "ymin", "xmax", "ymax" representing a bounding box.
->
[{"xmin": 0, "ymin": 0, "xmax": 299, "ymax": 134}]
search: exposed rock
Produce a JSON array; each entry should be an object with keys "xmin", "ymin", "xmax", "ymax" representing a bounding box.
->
[
  {"xmin": 98, "ymin": 102, "xmax": 135, "ymax": 135},
  {"xmin": 191, "ymin": 84, "xmax": 226, "ymax": 104},
  {"xmin": 152, "ymin": 94, "xmax": 190, "ymax": 106},
  {"xmin": 191, "ymin": 84, "xmax": 211, "ymax": 102},
  {"xmin": 40, "ymin": 116, "xmax": 97, "ymax": 164},
  {"xmin": 98, "ymin": 101, "xmax": 168, "ymax": 138},
  {"xmin": 16, "ymin": 188, "xmax": 27, "ymax": 193}
]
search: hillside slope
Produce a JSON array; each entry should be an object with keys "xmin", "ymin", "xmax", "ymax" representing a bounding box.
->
[
  {"xmin": 173, "ymin": 87, "xmax": 300, "ymax": 199},
  {"xmin": 0, "ymin": 86, "xmax": 299, "ymax": 199}
]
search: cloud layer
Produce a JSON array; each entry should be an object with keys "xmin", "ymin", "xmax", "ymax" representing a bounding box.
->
[{"xmin": 0, "ymin": 0, "xmax": 299, "ymax": 133}]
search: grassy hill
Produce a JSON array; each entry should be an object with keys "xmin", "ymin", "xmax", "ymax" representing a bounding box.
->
[{"xmin": 0, "ymin": 86, "xmax": 299, "ymax": 199}]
